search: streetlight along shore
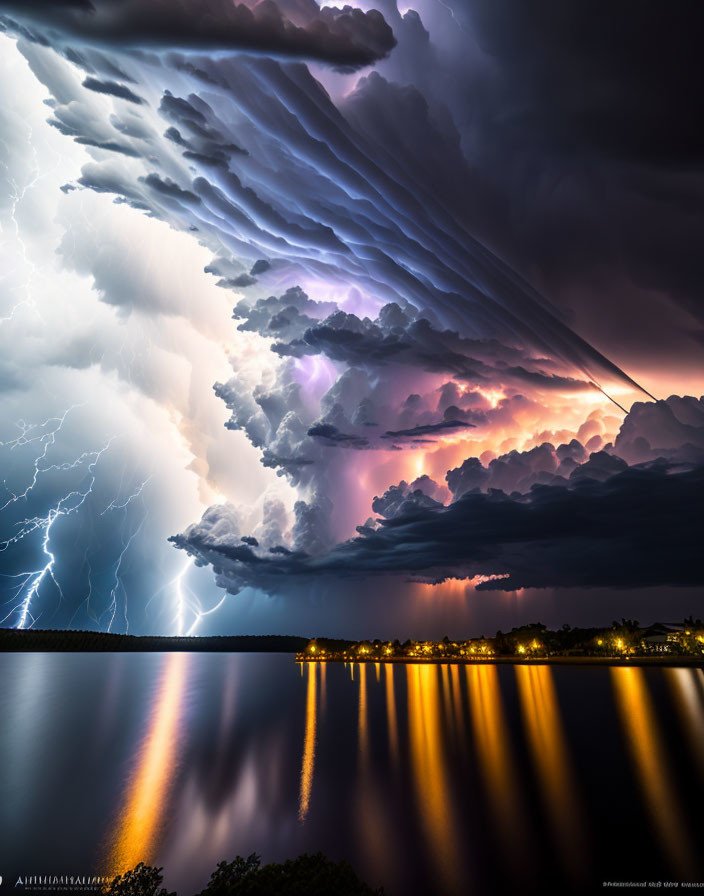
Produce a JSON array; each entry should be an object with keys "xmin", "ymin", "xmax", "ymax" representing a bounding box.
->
[{"xmin": 297, "ymin": 618, "xmax": 704, "ymax": 667}]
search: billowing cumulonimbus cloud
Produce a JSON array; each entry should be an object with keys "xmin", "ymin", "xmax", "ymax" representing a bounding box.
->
[
  {"xmin": 0, "ymin": 0, "xmax": 396, "ymax": 70},
  {"xmin": 2, "ymin": 0, "xmax": 701, "ymax": 632},
  {"xmin": 172, "ymin": 396, "xmax": 704, "ymax": 591},
  {"xmin": 172, "ymin": 460, "xmax": 704, "ymax": 591},
  {"xmin": 11, "ymin": 31, "xmax": 650, "ymax": 405}
]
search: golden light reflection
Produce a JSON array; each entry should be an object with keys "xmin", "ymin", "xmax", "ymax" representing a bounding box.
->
[
  {"xmin": 384, "ymin": 663, "xmax": 400, "ymax": 767},
  {"xmin": 515, "ymin": 665, "xmax": 586, "ymax": 880},
  {"xmin": 108, "ymin": 652, "xmax": 188, "ymax": 876},
  {"xmin": 611, "ymin": 667, "xmax": 696, "ymax": 878},
  {"xmin": 665, "ymin": 668, "xmax": 704, "ymax": 778},
  {"xmin": 440, "ymin": 664, "xmax": 455, "ymax": 738},
  {"xmin": 320, "ymin": 660, "xmax": 327, "ymax": 713},
  {"xmin": 356, "ymin": 659, "xmax": 398, "ymax": 890},
  {"xmin": 466, "ymin": 665, "xmax": 528, "ymax": 867},
  {"xmin": 358, "ymin": 662, "xmax": 369, "ymax": 763},
  {"xmin": 406, "ymin": 664, "xmax": 463, "ymax": 893},
  {"xmin": 298, "ymin": 661, "xmax": 318, "ymax": 822},
  {"xmin": 449, "ymin": 665, "xmax": 466, "ymax": 746}
]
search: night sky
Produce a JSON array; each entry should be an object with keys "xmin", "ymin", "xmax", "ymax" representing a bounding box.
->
[{"xmin": 0, "ymin": 0, "xmax": 702, "ymax": 637}]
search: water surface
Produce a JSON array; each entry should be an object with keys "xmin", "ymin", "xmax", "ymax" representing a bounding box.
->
[{"xmin": 1, "ymin": 653, "xmax": 703, "ymax": 894}]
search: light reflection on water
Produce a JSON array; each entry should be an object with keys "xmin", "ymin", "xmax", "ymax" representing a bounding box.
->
[
  {"xmin": 107, "ymin": 652, "xmax": 188, "ymax": 876},
  {"xmin": 665, "ymin": 667, "xmax": 704, "ymax": 777},
  {"xmin": 406, "ymin": 664, "xmax": 464, "ymax": 894},
  {"xmin": 515, "ymin": 664, "xmax": 588, "ymax": 882},
  {"xmin": 298, "ymin": 661, "xmax": 317, "ymax": 822},
  {"xmin": 0, "ymin": 654, "xmax": 702, "ymax": 896},
  {"xmin": 466, "ymin": 664, "xmax": 530, "ymax": 879},
  {"xmin": 611, "ymin": 666, "xmax": 697, "ymax": 879}
]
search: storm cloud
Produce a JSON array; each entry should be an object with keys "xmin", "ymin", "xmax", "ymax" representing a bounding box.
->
[
  {"xmin": 0, "ymin": 0, "xmax": 397, "ymax": 70},
  {"xmin": 173, "ymin": 396, "xmax": 704, "ymax": 592},
  {"xmin": 172, "ymin": 460, "xmax": 704, "ymax": 592},
  {"xmin": 1, "ymin": 0, "xmax": 702, "ymax": 633}
]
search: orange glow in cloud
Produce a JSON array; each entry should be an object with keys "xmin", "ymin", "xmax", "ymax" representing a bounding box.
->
[
  {"xmin": 335, "ymin": 374, "xmax": 638, "ymax": 542},
  {"xmin": 389, "ymin": 383, "xmax": 629, "ymax": 496},
  {"xmin": 414, "ymin": 575, "xmax": 511, "ymax": 601},
  {"xmin": 475, "ymin": 387, "xmax": 506, "ymax": 408},
  {"xmin": 414, "ymin": 578, "xmax": 470, "ymax": 600}
]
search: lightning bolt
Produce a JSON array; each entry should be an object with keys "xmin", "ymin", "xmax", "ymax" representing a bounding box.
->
[
  {"xmin": 0, "ymin": 404, "xmax": 87, "ymax": 511},
  {"xmin": 102, "ymin": 476, "xmax": 152, "ymax": 515},
  {"xmin": 0, "ymin": 112, "xmax": 59, "ymax": 328},
  {"xmin": 0, "ymin": 405, "xmax": 227, "ymax": 634},
  {"xmin": 184, "ymin": 593, "xmax": 228, "ymax": 637},
  {"xmin": 104, "ymin": 506, "xmax": 148, "ymax": 635},
  {"xmin": 177, "ymin": 557, "xmax": 228, "ymax": 636},
  {"xmin": 0, "ymin": 434, "xmax": 116, "ymax": 628},
  {"xmin": 145, "ymin": 555, "xmax": 228, "ymax": 636},
  {"xmin": 0, "ymin": 403, "xmax": 155, "ymax": 631}
]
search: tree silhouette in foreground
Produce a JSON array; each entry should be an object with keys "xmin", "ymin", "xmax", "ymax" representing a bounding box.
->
[
  {"xmin": 103, "ymin": 863, "xmax": 174, "ymax": 896},
  {"xmin": 198, "ymin": 853, "xmax": 383, "ymax": 896},
  {"xmin": 103, "ymin": 854, "xmax": 383, "ymax": 896}
]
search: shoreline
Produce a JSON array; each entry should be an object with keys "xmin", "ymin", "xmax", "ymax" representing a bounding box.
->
[{"xmin": 296, "ymin": 655, "xmax": 704, "ymax": 668}]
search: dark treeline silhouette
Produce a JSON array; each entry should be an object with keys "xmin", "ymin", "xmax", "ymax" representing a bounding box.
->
[
  {"xmin": 103, "ymin": 854, "xmax": 383, "ymax": 895},
  {"xmin": 0, "ymin": 628, "xmax": 310, "ymax": 653}
]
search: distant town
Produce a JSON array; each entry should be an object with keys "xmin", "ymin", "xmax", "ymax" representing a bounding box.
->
[{"xmin": 297, "ymin": 618, "xmax": 704, "ymax": 664}]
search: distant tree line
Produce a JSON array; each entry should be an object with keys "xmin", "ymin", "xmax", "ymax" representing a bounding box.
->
[{"xmin": 0, "ymin": 628, "xmax": 309, "ymax": 653}]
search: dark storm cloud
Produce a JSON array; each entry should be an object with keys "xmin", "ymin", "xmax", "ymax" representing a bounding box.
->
[
  {"xmin": 371, "ymin": 480, "xmax": 444, "ymax": 518},
  {"xmin": 212, "ymin": 259, "xmax": 271, "ymax": 289},
  {"xmin": 141, "ymin": 173, "xmax": 201, "ymax": 204},
  {"xmin": 462, "ymin": 0, "xmax": 704, "ymax": 164},
  {"xmin": 388, "ymin": 0, "xmax": 704, "ymax": 359},
  {"xmin": 31, "ymin": 37, "xmax": 652, "ymax": 401},
  {"xmin": 614, "ymin": 395, "xmax": 704, "ymax": 464},
  {"xmin": 173, "ymin": 460, "xmax": 704, "ymax": 591},
  {"xmin": 220, "ymin": 274, "xmax": 258, "ymax": 288},
  {"xmin": 233, "ymin": 287, "xmax": 336, "ymax": 342},
  {"xmin": 380, "ymin": 419, "xmax": 473, "ymax": 440},
  {"xmin": 7, "ymin": 0, "xmax": 698, "ymax": 615},
  {"xmin": 82, "ymin": 76, "xmax": 144, "ymax": 104},
  {"xmin": 173, "ymin": 396, "xmax": 704, "ymax": 591},
  {"xmin": 446, "ymin": 441, "xmax": 574, "ymax": 499},
  {"xmin": 0, "ymin": 0, "xmax": 397, "ymax": 70},
  {"xmin": 72, "ymin": 135, "xmax": 140, "ymax": 156},
  {"xmin": 242, "ymin": 294, "xmax": 600, "ymax": 394},
  {"xmin": 49, "ymin": 46, "xmax": 650, "ymax": 397},
  {"xmin": 306, "ymin": 423, "xmax": 369, "ymax": 448},
  {"xmin": 159, "ymin": 91, "xmax": 248, "ymax": 163}
]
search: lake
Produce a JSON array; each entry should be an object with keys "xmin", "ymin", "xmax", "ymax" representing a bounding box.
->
[{"xmin": 1, "ymin": 653, "xmax": 703, "ymax": 895}]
